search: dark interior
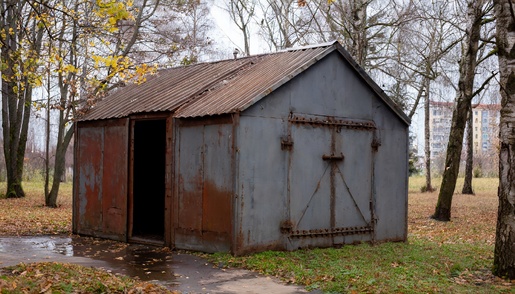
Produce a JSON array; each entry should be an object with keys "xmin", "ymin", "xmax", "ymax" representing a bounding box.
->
[{"xmin": 132, "ymin": 119, "xmax": 166, "ymax": 241}]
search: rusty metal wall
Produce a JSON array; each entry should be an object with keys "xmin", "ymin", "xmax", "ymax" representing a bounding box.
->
[
  {"xmin": 73, "ymin": 49, "xmax": 407, "ymax": 254},
  {"xmin": 73, "ymin": 119, "xmax": 129, "ymax": 241},
  {"xmin": 174, "ymin": 117, "xmax": 234, "ymax": 252},
  {"xmin": 234, "ymin": 51, "xmax": 408, "ymax": 254}
]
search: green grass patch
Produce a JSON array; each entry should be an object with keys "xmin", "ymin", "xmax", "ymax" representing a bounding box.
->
[{"xmin": 210, "ymin": 238, "xmax": 511, "ymax": 293}]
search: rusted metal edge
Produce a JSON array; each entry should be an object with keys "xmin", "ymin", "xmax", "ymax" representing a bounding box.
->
[
  {"xmin": 289, "ymin": 226, "xmax": 373, "ymax": 238},
  {"xmin": 289, "ymin": 115, "xmax": 376, "ymax": 130}
]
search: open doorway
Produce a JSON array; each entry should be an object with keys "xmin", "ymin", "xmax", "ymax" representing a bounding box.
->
[{"xmin": 131, "ymin": 119, "xmax": 166, "ymax": 242}]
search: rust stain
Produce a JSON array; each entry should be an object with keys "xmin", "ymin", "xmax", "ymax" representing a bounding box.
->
[
  {"xmin": 202, "ymin": 181, "xmax": 231, "ymax": 234},
  {"xmin": 78, "ymin": 127, "xmax": 103, "ymax": 233},
  {"xmin": 102, "ymin": 122, "xmax": 128, "ymax": 236},
  {"xmin": 178, "ymin": 174, "xmax": 203, "ymax": 231}
]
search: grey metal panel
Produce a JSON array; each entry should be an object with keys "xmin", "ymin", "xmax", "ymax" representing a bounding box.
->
[
  {"xmin": 287, "ymin": 117, "xmax": 374, "ymax": 249},
  {"xmin": 234, "ymin": 50, "xmax": 407, "ymax": 253},
  {"xmin": 289, "ymin": 123, "xmax": 332, "ymax": 232},
  {"xmin": 235, "ymin": 115, "xmax": 289, "ymax": 254},
  {"xmin": 175, "ymin": 120, "xmax": 233, "ymax": 252},
  {"xmin": 370, "ymin": 102, "xmax": 409, "ymax": 242},
  {"xmin": 176, "ymin": 125, "xmax": 204, "ymax": 233}
]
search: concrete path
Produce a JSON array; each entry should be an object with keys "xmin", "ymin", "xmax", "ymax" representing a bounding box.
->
[{"xmin": 0, "ymin": 236, "xmax": 317, "ymax": 294}]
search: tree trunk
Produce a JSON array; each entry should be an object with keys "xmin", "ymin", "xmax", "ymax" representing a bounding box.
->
[
  {"xmin": 44, "ymin": 60, "xmax": 51, "ymax": 199},
  {"xmin": 349, "ymin": 0, "xmax": 368, "ymax": 66},
  {"xmin": 433, "ymin": 0, "xmax": 484, "ymax": 221},
  {"xmin": 45, "ymin": 110, "xmax": 74, "ymax": 207},
  {"xmin": 462, "ymin": 107, "xmax": 474, "ymax": 194},
  {"xmin": 1, "ymin": 0, "xmax": 44, "ymax": 198},
  {"xmin": 493, "ymin": 0, "xmax": 515, "ymax": 279},
  {"xmin": 423, "ymin": 78, "xmax": 434, "ymax": 192}
]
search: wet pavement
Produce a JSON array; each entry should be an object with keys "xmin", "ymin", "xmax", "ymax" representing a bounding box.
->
[{"xmin": 0, "ymin": 235, "xmax": 316, "ymax": 293}]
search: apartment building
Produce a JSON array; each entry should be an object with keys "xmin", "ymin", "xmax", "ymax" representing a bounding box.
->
[
  {"xmin": 429, "ymin": 101, "xmax": 500, "ymax": 159},
  {"xmin": 472, "ymin": 104, "xmax": 500, "ymax": 154}
]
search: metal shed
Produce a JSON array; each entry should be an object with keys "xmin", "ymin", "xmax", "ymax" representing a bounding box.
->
[{"xmin": 73, "ymin": 41, "xmax": 410, "ymax": 255}]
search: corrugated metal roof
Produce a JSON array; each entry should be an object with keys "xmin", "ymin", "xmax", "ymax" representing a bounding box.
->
[{"xmin": 80, "ymin": 41, "xmax": 410, "ymax": 125}]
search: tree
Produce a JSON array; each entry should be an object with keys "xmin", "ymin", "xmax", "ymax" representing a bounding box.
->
[
  {"xmin": 135, "ymin": 0, "xmax": 216, "ymax": 66},
  {"xmin": 226, "ymin": 0, "xmax": 256, "ymax": 56},
  {"xmin": 0, "ymin": 0, "xmax": 46, "ymax": 198},
  {"xmin": 257, "ymin": 0, "xmax": 311, "ymax": 50},
  {"xmin": 41, "ymin": 0, "xmax": 215, "ymax": 207},
  {"xmin": 40, "ymin": 0, "xmax": 160, "ymax": 207},
  {"xmin": 395, "ymin": 0, "xmax": 461, "ymax": 192},
  {"xmin": 433, "ymin": 0, "xmax": 494, "ymax": 221},
  {"xmin": 461, "ymin": 106, "xmax": 474, "ymax": 194},
  {"xmin": 493, "ymin": 0, "xmax": 515, "ymax": 279}
]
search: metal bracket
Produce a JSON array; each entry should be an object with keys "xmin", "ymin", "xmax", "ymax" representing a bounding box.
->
[
  {"xmin": 281, "ymin": 136, "xmax": 293, "ymax": 150},
  {"xmin": 322, "ymin": 153, "xmax": 344, "ymax": 161},
  {"xmin": 290, "ymin": 226, "xmax": 373, "ymax": 238}
]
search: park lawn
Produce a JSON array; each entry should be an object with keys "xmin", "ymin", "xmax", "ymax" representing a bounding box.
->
[
  {"xmin": 0, "ymin": 181, "xmax": 72, "ymax": 236},
  {"xmin": 208, "ymin": 177, "xmax": 514, "ymax": 293},
  {"xmin": 0, "ymin": 177, "xmax": 513, "ymax": 293}
]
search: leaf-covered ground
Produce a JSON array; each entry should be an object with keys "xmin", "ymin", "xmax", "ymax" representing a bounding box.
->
[
  {"xmin": 0, "ymin": 262, "xmax": 176, "ymax": 293},
  {"xmin": 0, "ymin": 182, "xmax": 72, "ymax": 236},
  {"xmin": 0, "ymin": 182, "xmax": 176, "ymax": 293}
]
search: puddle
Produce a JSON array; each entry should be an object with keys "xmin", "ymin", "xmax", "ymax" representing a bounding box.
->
[
  {"xmin": 0, "ymin": 235, "xmax": 178, "ymax": 288},
  {"xmin": 0, "ymin": 235, "xmax": 316, "ymax": 293}
]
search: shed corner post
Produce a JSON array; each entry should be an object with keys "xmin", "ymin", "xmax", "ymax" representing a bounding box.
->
[
  {"xmin": 72, "ymin": 122, "xmax": 79, "ymax": 234},
  {"xmin": 165, "ymin": 115, "xmax": 175, "ymax": 248},
  {"xmin": 231, "ymin": 113, "xmax": 241, "ymax": 255},
  {"xmin": 403, "ymin": 125, "xmax": 410, "ymax": 242}
]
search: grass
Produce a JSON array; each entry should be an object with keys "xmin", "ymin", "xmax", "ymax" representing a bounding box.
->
[
  {"xmin": 0, "ymin": 177, "xmax": 512, "ymax": 293},
  {"xmin": 207, "ymin": 176, "xmax": 513, "ymax": 293}
]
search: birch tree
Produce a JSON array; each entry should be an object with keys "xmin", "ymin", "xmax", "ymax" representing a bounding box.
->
[{"xmin": 493, "ymin": 0, "xmax": 515, "ymax": 279}]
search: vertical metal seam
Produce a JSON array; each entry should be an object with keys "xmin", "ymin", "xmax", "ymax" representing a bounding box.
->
[
  {"xmin": 330, "ymin": 125, "xmax": 337, "ymax": 245},
  {"xmin": 231, "ymin": 113, "xmax": 239, "ymax": 254},
  {"xmin": 370, "ymin": 129, "xmax": 377, "ymax": 244},
  {"xmin": 285, "ymin": 114, "xmax": 293, "ymax": 249},
  {"xmin": 165, "ymin": 115, "xmax": 174, "ymax": 248},
  {"xmin": 128, "ymin": 120, "xmax": 135, "ymax": 240}
]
